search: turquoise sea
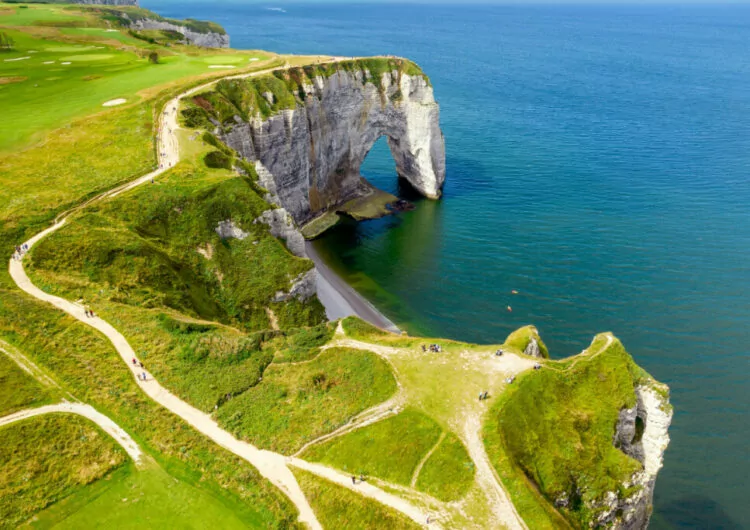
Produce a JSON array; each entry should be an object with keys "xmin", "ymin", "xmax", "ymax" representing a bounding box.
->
[{"xmin": 146, "ymin": 2, "xmax": 750, "ymax": 527}]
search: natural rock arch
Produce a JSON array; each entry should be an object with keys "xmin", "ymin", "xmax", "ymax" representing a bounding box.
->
[{"xmin": 220, "ymin": 62, "xmax": 446, "ymax": 224}]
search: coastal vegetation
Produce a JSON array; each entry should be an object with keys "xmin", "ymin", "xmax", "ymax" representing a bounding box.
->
[
  {"xmin": 303, "ymin": 408, "xmax": 475, "ymax": 502},
  {"xmin": 0, "ymin": 353, "xmax": 52, "ymax": 415},
  {"xmin": 484, "ymin": 335, "xmax": 655, "ymax": 529},
  {"xmin": 180, "ymin": 57, "xmax": 428, "ymax": 127},
  {"xmin": 0, "ymin": 3, "xmax": 672, "ymax": 529},
  {"xmin": 0, "ymin": 414, "xmax": 127, "ymax": 528},
  {"xmin": 217, "ymin": 347, "xmax": 397, "ymax": 454},
  {"xmin": 293, "ymin": 469, "xmax": 420, "ymax": 530}
]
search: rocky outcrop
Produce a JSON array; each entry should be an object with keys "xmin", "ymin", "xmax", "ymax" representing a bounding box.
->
[
  {"xmin": 254, "ymin": 208, "xmax": 306, "ymax": 258},
  {"xmin": 598, "ymin": 383, "xmax": 673, "ymax": 529},
  {"xmin": 272, "ymin": 269, "xmax": 316, "ymax": 302},
  {"xmin": 128, "ymin": 18, "xmax": 229, "ymax": 48},
  {"xmin": 524, "ymin": 337, "xmax": 542, "ymax": 358},
  {"xmin": 215, "ymin": 60, "xmax": 446, "ymax": 224},
  {"xmin": 215, "ymin": 219, "xmax": 249, "ymax": 240}
]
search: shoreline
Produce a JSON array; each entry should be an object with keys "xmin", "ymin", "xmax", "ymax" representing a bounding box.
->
[{"xmin": 305, "ymin": 242, "xmax": 400, "ymax": 334}]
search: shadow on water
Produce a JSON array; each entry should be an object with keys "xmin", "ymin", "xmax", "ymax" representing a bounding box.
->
[{"xmin": 652, "ymin": 496, "xmax": 743, "ymax": 530}]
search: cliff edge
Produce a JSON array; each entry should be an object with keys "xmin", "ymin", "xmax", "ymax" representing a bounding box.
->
[{"xmin": 182, "ymin": 58, "xmax": 445, "ymax": 225}]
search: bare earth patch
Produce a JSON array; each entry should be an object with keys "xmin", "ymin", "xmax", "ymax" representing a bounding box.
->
[{"xmin": 0, "ymin": 76, "xmax": 27, "ymax": 85}]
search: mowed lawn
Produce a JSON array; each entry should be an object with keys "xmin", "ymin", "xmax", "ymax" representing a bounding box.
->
[
  {"xmin": 0, "ymin": 3, "xmax": 268, "ymax": 151},
  {"xmin": 30, "ymin": 464, "xmax": 252, "ymax": 530}
]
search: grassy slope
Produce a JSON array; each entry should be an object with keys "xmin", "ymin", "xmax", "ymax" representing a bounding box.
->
[
  {"xmin": 0, "ymin": 286, "xmax": 301, "ymax": 528},
  {"xmin": 293, "ymin": 468, "xmax": 420, "ymax": 530},
  {"xmin": 0, "ymin": 353, "xmax": 52, "ymax": 415},
  {"xmin": 303, "ymin": 408, "xmax": 475, "ymax": 502},
  {"xmin": 30, "ymin": 465, "xmax": 252, "ymax": 530},
  {"xmin": 0, "ymin": 9, "xmax": 305, "ymax": 527},
  {"xmin": 304, "ymin": 409, "xmax": 442, "ymax": 485},
  {"xmin": 416, "ymin": 431, "xmax": 477, "ymax": 502},
  {"xmin": 503, "ymin": 325, "xmax": 549, "ymax": 358},
  {"xmin": 0, "ymin": 3, "xmax": 268, "ymax": 152},
  {"xmin": 484, "ymin": 335, "xmax": 648, "ymax": 529},
  {"xmin": 218, "ymin": 347, "xmax": 398, "ymax": 454},
  {"xmin": 0, "ymin": 414, "xmax": 126, "ymax": 529}
]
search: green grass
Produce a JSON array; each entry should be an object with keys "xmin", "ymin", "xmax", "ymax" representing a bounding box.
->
[
  {"xmin": 0, "ymin": 286, "xmax": 301, "ymax": 528},
  {"xmin": 415, "ymin": 431, "xmax": 476, "ymax": 502},
  {"xmin": 0, "ymin": 352, "xmax": 51, "ymax": 415},
  {"xmin": 26, "ymin": 164, "xmax": 320, "ymax": 331},
  {"xmin": 0, "ymin": 413, "xmax": 127, "ymax": 529},
  {"xmin": 181, "ymin": 57, "xmax": 430, "ymax": 129},
  {"xmin": 503, "ymin": 325, "xmax": 549, "ymax": 358},
  {"xmin": 30, "ymin": 464, "xmax": 254, "ymax": 530},
  {"xmin": 292, "ymin": 469, "xmax": 420, "ymax": 530},
  {"xmin": 272, "ymin": 322, "xmax": 336, "ymax": 363},
  {"xmin": 304, "ymin": 409, "xmax": 442, "ymax": 485},
  {"xmin": 341, "ymin": 316, "xmax": 421, "ymax": 348},
  {"xmin": 217, "ymin": 347, "xmax": 398, "ymax": 454},
  {"xmin": 0, "ymin": 4, "xmax": 268, "ymax": 152},
  {"xmin": 303, "ymin": 408, "xmax": 474, "ymax": 502},
  {"xmin": 484, "ymin": 336, "xmax": 648, "ymax": 528}
]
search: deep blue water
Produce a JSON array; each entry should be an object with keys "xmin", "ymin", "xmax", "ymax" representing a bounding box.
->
[{"xmin": 145, "ymin": 2, "xmax": 750, "ymax": 527}]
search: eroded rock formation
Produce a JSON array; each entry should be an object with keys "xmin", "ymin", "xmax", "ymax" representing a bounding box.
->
[
  {"xmin": 601, "ymin": 383, "xmax": 673, "ymax": 529},
  {"xmin": 213, "ymin": 60, "xmax": 446, "ymax": 224},
  {"xmin": 128, "ymin": 18, "xmax": 229, "ymax": 48}
]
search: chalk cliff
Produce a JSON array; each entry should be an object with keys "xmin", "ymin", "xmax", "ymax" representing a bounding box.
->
[
  {"xmin": 187, "ymin": 59, "xmax": 445, "ymax": 225},
  {"xmin": 128, "ymin": 18, "xmax": 229, "ymax": 48},
  {"xmin": 604, "ymin": 384, "xmax": 673, "ymax": 529}
]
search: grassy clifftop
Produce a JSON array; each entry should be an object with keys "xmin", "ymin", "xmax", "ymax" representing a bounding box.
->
[
  {"xmin": 485, "ymin": 334, "xmax": 667, "ymax": 529},
  {"xmin": 182, "ymin": 57, "xmax": 429, "ymax": 125}
]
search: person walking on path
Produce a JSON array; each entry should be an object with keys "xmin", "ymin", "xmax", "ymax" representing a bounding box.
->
[{"xmin": 351, "ymin": 476, "xmax": 356, "ymax": 485}]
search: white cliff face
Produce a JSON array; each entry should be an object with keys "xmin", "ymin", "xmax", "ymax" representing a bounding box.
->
[
  {"xmin": 128, "ymin": 19, "xmax": 229, "ymax": 48},
  {"xmin": 598, "ymin": 383, "xmax": 673, "ymax": 529},
  {"xmin": 221, "ymin": 67, "xmax": 446, "ymax": 224}
]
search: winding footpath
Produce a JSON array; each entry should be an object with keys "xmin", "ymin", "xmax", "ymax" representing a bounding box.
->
[
  {"xmin": 7, "ymin": 60, "xmax": 435, "ymax": 530},
  {"xmin": 0, "ymin": 402, "xmax": 143, "ymax": 463}
]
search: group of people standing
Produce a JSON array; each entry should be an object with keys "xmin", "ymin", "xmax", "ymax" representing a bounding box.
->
[
  {"xmin": 12, "ymin": 243, "xmax": 28, "ymax": 261},
  {"xmin": 422, "ymin": 343, "xmax": 443, "ymax": 353}
]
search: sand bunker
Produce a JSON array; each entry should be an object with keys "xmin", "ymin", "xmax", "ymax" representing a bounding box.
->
[
  {"xmin": 249, "ymin": 58, "xmax": 260, "ymax": 62},
  {"xmin": 0, "ymin": 76, "xmax": 27, "ymax": 85},
  {"xmin": 208, "ymin": 65, "xmax": 235, "ymax": 69},
  {"xmin": 102, "ymin": 98, "xmax": 127, "ymax": 107},
  {"xmin": 43, "ymin": 61, "xmax": 55, "ymax": 65},
  {"xmin": 4, "ymin": 56, "xmax": 30, "ymax": 62},
  {"xmin": 61, "ymin": 62, "xmax": 71, "ymax": 65}
]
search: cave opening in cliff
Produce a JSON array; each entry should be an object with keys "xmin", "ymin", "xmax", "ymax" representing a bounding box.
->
[{"xmin": 360, "ymin": 136, "xmax": 424, "ymax": 202}]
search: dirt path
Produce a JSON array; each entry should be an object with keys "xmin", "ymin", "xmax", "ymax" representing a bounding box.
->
[
  {"xmin": 0, "ymin": 402, "xmax": 143, "ymax": 463},
  {"xmin": 410, "ymin": 431, "xmax": 445, "ymax": 488},
  {"xmin": 7, "ymin": 58, "xmax": 440, "ymax": 530},
  {"xmin": 328, "ymin": 336, "xmax": 533, "ymax": 529},
  {"xmin": 294, "ymin": 393, "xmax": 404, "ymax": 457},
  {"xmin": 289, "ymin": 458, "xmax": 437, "ymax": 528},
  {"xmin": 0, "ymin": 338, "xmax": 60, "ymax": 389}
]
